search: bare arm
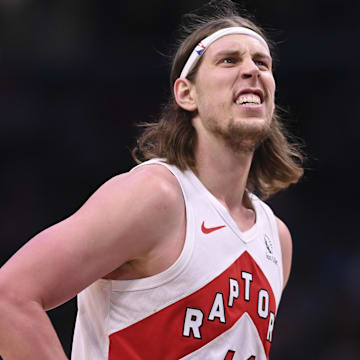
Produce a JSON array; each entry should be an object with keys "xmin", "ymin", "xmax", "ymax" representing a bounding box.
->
[
  {"xmin": 276, "ymin": 217, "xmax": 293, "ymax": 289},
  {"xmin": 0, "ymin": 165, "xmax": 184, "ymax": 359}
]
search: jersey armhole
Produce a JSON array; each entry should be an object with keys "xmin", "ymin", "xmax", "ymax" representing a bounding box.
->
[{"xmin": 110, "ymin": 159, "xmax": 195, "ymax": 292}]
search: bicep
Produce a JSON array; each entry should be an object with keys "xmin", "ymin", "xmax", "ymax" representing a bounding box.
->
[
  {"xmin": 0, "ymin": 168, "xmax": 182, "ymax": 310},
  {"xmin": 275, "ymin": 217, "xmax": 293, "ymax": 290}
]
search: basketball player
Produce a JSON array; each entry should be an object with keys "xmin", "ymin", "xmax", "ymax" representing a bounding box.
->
[{"xmin": 0, "ymin": 1, "xmax": 304, "ymax": 359}]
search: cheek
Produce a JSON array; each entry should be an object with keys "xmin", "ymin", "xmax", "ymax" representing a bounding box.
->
[
  {"xmin": 263, "ymin": 77, "xmax": 276, "ymax": 117},
  {"xmin": 265, "ymin": 77, "xmax": 276, "ymax": 107},
  {"xmin": 267, "ymin": 75, "xmax": 276, "ymax": 96},
  {"xmin": 195, "ymin": 83, "xmax": 220, "ymax": 112}
]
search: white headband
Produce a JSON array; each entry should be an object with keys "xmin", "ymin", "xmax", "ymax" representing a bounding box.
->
[{"xmin": 180, "ymin": 26, "xmax": 269, "ymax": 79}]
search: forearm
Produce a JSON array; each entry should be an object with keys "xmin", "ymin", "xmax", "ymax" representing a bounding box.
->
[{"xmin": 0, "ymin": 297, "xmax": 68, "ymax": 360}]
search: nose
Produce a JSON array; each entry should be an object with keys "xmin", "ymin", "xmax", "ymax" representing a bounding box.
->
[{"xmin": 240, "ymin": 58, "xmax": 260, "ymax": 79}]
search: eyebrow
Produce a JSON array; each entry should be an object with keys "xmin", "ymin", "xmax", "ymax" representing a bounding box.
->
[
  {"xmin": 253, "ymin": 52, "xmax": 272, "ymax": 62},
  {"xmin": 212, "ymin": 49, "xmax": 272, "ymax": 62},
  {"xmin": 213, "ymin": 49, "xmax": 245, "ymax": 59}
]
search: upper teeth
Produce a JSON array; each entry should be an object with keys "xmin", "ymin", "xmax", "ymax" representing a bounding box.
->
[{"xmin": 236, "ymin": 94, "xmax": 261, "ymax": 105}]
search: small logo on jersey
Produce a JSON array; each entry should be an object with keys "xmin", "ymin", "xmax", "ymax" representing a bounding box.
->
[
  {"xmin": 264, "ymin": 234, "xmax": 273, "ymax": 254},
  {"xmin": 264, "ymin": 234, "xmax": 278, "ymax": 265},
  {"xmin": 201, "ymin": 221, "xmax": 226, "ymax": 234}
]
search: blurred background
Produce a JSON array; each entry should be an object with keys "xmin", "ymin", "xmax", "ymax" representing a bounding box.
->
[{"xmin": 0, "ymin": 0, "xmax": 359, "ymax": 358}]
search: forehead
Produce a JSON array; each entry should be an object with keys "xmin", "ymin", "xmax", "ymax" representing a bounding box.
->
[{"xmin": 205, "ymin": 34, "xmax": 271, "ymax": 57}]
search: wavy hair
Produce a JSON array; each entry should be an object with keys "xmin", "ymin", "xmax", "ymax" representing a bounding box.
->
[{"xmin": 132, "ymin": 0, "xmax": 304, "ymax": 199}]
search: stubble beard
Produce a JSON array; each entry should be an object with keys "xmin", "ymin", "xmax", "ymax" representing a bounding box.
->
[{"xmin": 208, "ymin": 115, "xmax": 272, "ymax": 154}]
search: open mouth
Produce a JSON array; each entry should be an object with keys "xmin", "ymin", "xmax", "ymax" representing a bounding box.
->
[
  {"xmin": 234, "ymin": 88, "xmax": 264, "ymax": 106},
  {"xmin": 235, "ymin": 93, "xmax": 262, "ymax": 106}
]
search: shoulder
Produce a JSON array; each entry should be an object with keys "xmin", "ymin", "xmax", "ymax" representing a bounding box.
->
[
  {"xmin": 65, "ymin": 163, "xmax": 186, "ymax": 285},
  {"xmin": 130, "ymin": 163, "xmax": 183, "ymax": 195},
  {"xmin": 275, "ymin": 217, "xmax": 293, "ymax": 289},
  {"xmin": 107, "ymin": 163, "xmax": 184, "ymax": 212},
  {"xmin": 275, "ymin": 217, "xmax": 292, "ymax": 244},
  {"xmin": 87, "ymin": 163, "xmax": 185, "ymax": 250},
  {"xmin": 89, "ymin": 163, "xmax": 183, "ymax": 204}
]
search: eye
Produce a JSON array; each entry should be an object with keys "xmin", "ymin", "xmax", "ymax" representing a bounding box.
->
[
  {"xmin": 255, "ymin": 60, "xmax": 270, "ymax": 69},
  {"xmin": 222, "ymin": 57, "xmax": 236, "ymax": 64}
]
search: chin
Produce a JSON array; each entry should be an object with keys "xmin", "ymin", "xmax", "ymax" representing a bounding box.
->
[
  {"xmin": 222, "ymin": 118, "xmax": 271, "ymax": 153},
  {"xmin": 234, "ymin": 117, "xmax": 269, "ymax": 131}
]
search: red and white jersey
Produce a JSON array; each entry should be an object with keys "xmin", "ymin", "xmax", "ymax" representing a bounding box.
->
[{"xmin": 71, "ymin": 159, "xmax": 284, "ymax": 360}]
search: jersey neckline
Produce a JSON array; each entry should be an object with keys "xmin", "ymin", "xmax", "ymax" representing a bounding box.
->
[{"xmin": 186, "ymin": 168, "xmax": 261, "ymax": 243}]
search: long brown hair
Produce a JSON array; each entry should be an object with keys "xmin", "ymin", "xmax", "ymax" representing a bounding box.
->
[{"xmin": 132, "ymin": 0, "xmax": 304, "ymax": 199}]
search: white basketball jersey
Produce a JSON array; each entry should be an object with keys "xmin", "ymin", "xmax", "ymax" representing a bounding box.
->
[{"xmin": 71, "ymin": 159, "xmax": 284, "ymax": 359}]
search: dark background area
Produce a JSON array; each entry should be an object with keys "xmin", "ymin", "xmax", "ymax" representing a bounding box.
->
[{"xmin": 1, "ymin": 0, "xmax": 359, "ymax": 359}]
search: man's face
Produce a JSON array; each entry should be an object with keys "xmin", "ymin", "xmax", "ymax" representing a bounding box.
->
[{"xmin": 192, "ymin": 34, "xmax": 276, "ymax": 153}]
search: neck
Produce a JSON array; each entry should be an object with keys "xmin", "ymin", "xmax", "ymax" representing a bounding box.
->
[{"xmin": 193, "ymin": 131, "xmax": 254, "ymax": 212}]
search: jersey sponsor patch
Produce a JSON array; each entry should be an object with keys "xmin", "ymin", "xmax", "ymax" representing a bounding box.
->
[{"xmin": 108, "ymin": 251, "xmax": 276, "ymax": 359}]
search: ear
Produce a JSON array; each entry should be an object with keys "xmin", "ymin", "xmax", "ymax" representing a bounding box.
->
[{"xmin": 173, "ymin": 78, "xmax": 197, "ymax": 112}]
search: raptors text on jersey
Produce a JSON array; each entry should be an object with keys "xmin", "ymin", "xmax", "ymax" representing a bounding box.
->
[{"xmin": 109, "ymin": 251, "xmax": 276, "ymax": 359}]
